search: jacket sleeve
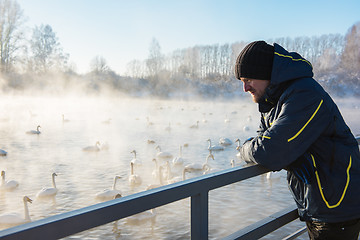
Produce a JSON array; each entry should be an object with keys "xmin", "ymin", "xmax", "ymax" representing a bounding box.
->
[{"xmin": 240, "ymin": 88, "xmax": 331, "ymax": 171}]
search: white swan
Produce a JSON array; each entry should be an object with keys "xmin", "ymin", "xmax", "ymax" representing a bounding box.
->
[
  {"xmin": 172, "ymin": 145, "xmax": 184, "ymax": 166},
  {"xmin": 146, "ymin": 117, "xmax": 154, "ymax": 126},
  {"xmin": 0, "ymin": 196, "xmax": 32, "ymax": 226},
  {"xmin": 26, "ymin": 125, "xmax": 41, "ymax": 134},
  {"xmin": 1, "ymin": 170, "xmax": 19, "ymax": 191},
  {"xmin": 0, "ymin": 149, "xmax": 7, "ymax": 156},
  {"xmin": 62, "ymin": 114, "xmax": 70, "ymax": 123},
  {"xmin": 235, "ymin": 139, "xmax": 241, "ymax": 160},
  {"xmin": 185, "ymin": 154, "xmax": 213, "ymax": 173},
  {"xmin": 203, "ymin": 153, "xmax": 219, "ymax": 174},
  {"xmin": 130, "ymin": 150, "xmax": 142, "ymax": 166},
  {"xmin": 165, "ymin": 122, "xmax": 171, "ymax": 132},
  {"xmin": 95, "ymin": 176, "xmax": 122, "ymax": 201},
  {"xmin": 167, "ymin": 167, "xmax": 189, "ymax": 184},
  {"xmin": 189, "ymin": 121, "xmax": 199, "ymax": 129},
  {"xmin": 219, "ymin": 137, "xmax": 232, "ymax": 146},
  {"xmin": 36, "ymin": 173, "xmax": 58, "ymax": 198},
  {"xmin": 129, "ymin": 162, "xmax": 142, "ymax": 186},
  {"xmin": 147, "ymin": 165, "xmax": 164, "ymax": 190},
  {"xmin": 231, "ymin": 159, "xmax": 236, "ymax": 167},
  {"xmin": 207, "ymin": 139, "xmax": 224, "ymax": 151},
  {"xmin": 83, "ymin": 141, "xmax": 101, "ymax": 152},
  {"xmin": 125, "ymin": 208, "xmax": 157, "ymax": 225},
  {"xmin": 102, "ymin": 118, "xmax": 112, "ymax": 124},
  {"xmin": 155, "ymin": 145, "xmax": 173, "ymax": 159},
  {"xmin": 162, "ymin": 161, "xmax": 175, "ymax": 180}
]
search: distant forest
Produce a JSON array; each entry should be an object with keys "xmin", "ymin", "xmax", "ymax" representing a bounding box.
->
[{"xmin": 0, "ymin": 0, "xmax": 359, "ymax": 98}]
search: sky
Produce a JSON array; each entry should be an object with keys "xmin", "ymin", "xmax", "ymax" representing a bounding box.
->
[{"xmin": 16, "ymin": 0, "xmax": 360, "ymax": 75}]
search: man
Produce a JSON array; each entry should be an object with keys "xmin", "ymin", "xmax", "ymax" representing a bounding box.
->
[{"xmin": 236, "ymin": 41, "xmax": 360, "ymax": 240}]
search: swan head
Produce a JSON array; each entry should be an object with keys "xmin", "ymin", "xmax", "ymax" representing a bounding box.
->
[
  {"xmin": 1, "ymin": 170, "xmax": 4, "ymax": 177},
  {"xmin": 114, "ymin": 193, "xmax": 122, "ymax": 199},
  {"xmin": 235, "ymin": 138, "xmax": 240, "ymax": 143},
  {"xmin": 23, "ymin": 196, "xmax": 33, "ymax": 204},
  {"xmin": 155, "ymin": 145, "xmax": 161, "ymax": 151},
  {"xmin": 131, "ymin": 150, "xmax": 137, "ymax": 156},
  {"xmin": 52, "ymin": 173, "xmax": 57, "ymax": 178}
]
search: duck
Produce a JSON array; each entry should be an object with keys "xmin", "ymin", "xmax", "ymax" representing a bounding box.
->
[
  {"xmin": 36, "ymin": 173, "xmax": 58, "ymax": 199},
  {"xmin": 95, "ymin": 176, "xmax": 122, "ymax": 201},
  {"xmin": 26, "ymin": 125, "xmax": 41, "ymax": 134},
  {"xmin": 129, "ymin": 162, "xmax": 142, "ymax": 186},
  {"xmin": 155, "ymin": 145, "xmax": 173, "ymax": 160},
  {"xmin": 219, "ymin": 137, "xmax": 232, "ymax": 146},
  {"xmin": 83, "ymin": 141, "xmax": 101, "ymax": 152},
  {"xmin": 207, "ymin": 139, "xmax": 224, "ymax": 151},
  {"xmin": 0, "ymin": 149, "xmax": 7, "ymax": 156},
  {"xmin": 130, "ymin": 150, "xmax": 142, "ymax": 166},
  {"xmin": 0, "ymin": 196, "xmax": 32, "ymax": 226},
  {"xmin": 1, "ymin": 170, "xmax": 19, "ymax": 191},
  {"xmin": 172, "ymin": 145, "xmax": 184, "ymax": 166}
]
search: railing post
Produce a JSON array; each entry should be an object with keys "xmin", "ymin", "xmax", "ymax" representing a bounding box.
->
[{"xmin": 191, "ymin": 191, "xmax": 209, "ymax": 240}]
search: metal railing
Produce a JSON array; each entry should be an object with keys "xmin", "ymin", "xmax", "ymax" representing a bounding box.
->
[{"xmin": 0, "ymin": 164, "xmax": 306, "ymax": 239}]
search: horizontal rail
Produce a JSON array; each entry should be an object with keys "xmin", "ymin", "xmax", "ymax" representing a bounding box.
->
[
  {"xmin": 0, "ymin": 164, "xmax": 289, "ymax": 240},
  {"xmin": 223, "ymin": 205, "xmax": 299, "ymax": 240},
  {"xmin": 282, "ymin": 226, "xmax": 307, "ymax": 240}
]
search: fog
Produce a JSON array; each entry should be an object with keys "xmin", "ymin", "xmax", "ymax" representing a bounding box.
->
[{"xmin": 0, "ymin": 85, "xmax": 359, "ymax": 239}]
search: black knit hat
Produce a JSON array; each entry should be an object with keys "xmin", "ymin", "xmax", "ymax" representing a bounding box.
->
[{"xmin": 235, "ymin": 41, "xmax": 274, "ymax": 80}]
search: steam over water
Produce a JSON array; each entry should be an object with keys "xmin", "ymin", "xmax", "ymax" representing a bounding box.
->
[{"xmin": 0, "ymin": 95, "xmax": 359, "ymax": 239}]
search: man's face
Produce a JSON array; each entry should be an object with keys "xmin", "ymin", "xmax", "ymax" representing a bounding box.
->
[{"xmin": 240, "ymin": 78, "xmax": 270, "ymax": 103}]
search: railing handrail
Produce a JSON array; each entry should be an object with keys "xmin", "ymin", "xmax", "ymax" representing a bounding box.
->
[{"xmin": 0, "ymin": 164, "xmax": 298, "ymax": 240}]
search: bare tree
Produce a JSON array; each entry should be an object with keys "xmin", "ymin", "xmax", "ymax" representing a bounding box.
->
[
  {"xmin": 146, "ymin": 38, "xmax": 163, "ymax": 77},
  {"xmin": 341, "ymin": 22, "xmax": 360, "ymax": 72},
  {"xmin": 90, "ymin": 55, "xmax": 109, "ymax": 73},
  {"xmin": 30, "ymin": 24, "xmax": 69, "ymax": 73},
  {"xmin": 0, "ymin": 0, "xmax": 26, "ymax": 72}
]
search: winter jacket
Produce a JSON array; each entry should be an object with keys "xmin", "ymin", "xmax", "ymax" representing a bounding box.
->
[{"xmin": 240, "ymin": 43, "xmax": 360, "ymax": 223}]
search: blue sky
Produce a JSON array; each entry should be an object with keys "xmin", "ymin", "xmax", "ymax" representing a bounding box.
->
[{"xmin": 16, "ymin": 0, "xmax": 360, "ymax": 74}]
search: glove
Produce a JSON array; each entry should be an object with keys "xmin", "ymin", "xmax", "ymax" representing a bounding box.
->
[{"xmin": 286, "ymin": 152, "xmax": 316, "ymax": 184}]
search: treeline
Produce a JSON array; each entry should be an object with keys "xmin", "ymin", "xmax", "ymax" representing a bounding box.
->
[{"xmin": 0, "ymin": 0, "xmax": 359, "ymax": 98}]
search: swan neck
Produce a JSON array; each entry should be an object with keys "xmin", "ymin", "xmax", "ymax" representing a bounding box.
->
[
  {"xmin": 24, "ymin": 200, "xmax": 31, "ymax": 222},
  {"xmin": 52, "ymin": 174, "xmax": 57, "ymax": 189},
  {"xmin": 159, "ymin": 167, "xmax": 163, "ymax": 185},
  {"xmin": 130, "ymin": 163, "xmax": 134, "ymax": 175},
  {"xmin": 112, "ymin": 177, "xmax": 118, "ymax": 190}
]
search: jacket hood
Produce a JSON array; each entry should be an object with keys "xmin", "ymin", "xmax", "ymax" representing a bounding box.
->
[
  {"xmin": 271, "ymin": 43, "xmax": 313, "ymax": 85},
  {"xmin": 257, "ymin": 43, "xmax": 314, "ymax": 112}
]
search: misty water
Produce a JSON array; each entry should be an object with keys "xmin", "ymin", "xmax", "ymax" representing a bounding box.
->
[{"xmin": 0, "ymin": 94, "xmax": 359, "ymax": 239}]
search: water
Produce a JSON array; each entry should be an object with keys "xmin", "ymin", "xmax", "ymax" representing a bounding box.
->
[{"xmin": 0, "ymin": 95, "xmax": 359, "ymax": 239}]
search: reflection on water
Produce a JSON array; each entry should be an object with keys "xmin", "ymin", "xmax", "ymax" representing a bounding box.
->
[{"xmin": 0, "ymin": 95, "xmax": 358, "ymax": 239}]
